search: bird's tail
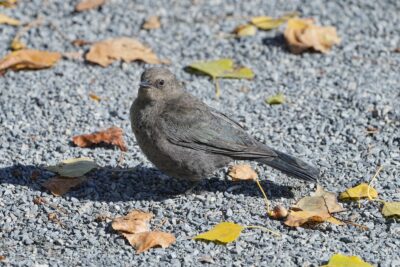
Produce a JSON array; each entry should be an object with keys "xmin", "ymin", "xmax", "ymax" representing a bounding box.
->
[{"xmin": 256, "ymin": 150, "xmax": 319, "ymax": 182}]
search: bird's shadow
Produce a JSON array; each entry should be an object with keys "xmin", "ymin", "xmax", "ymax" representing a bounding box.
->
[{"xmin": 0, "ymin": 163, "xmax": 295, "ymax": 202}]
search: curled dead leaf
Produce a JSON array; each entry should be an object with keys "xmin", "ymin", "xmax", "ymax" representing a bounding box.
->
[
  {"xmin": 142, "ymin": 16, "xmax": 161, "ymax": 30},
  {"xmin": 75, "ymin": 0, "xmax": 105, "ymax": 12},
  {"xmin": 72, "ymin": 126, "xmax": 128, "ymax": 152},
  {"xmin": 228, "ymin": 164, "xmax": 258, "ymax": 181},
  {"xmin": 42, "ymin": 176, "xmax": 87, "ymax": 196},
  {"xmin": 284, "ymin": 18, "xmax": 340, "ymax": 54},
  {"xmin": 0, "ymin": 50, "xmax": 61, "ymax": 72},
  {"xmin": 112, "ymin": 210, "xmax": 154, "ymax": 234},
  {"xmin": 123, "ymin": 231, "xmax": 176, "ymax": 254},
  {"xmin": 86, "ymin": 37, "xmax": 163, "ymax": 67}
]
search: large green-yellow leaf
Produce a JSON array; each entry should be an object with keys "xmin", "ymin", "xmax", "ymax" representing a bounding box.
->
[
  {"xmin": 194, "ymin": 222, "xmax": 243, "ymax": 244},
  {"xmin": 188, "ymin": 59, "xmax": 254, "ymax": 80},
  {"xmin": 188, "ymin": 59, "xmax": 254, "ymax": 98},
  {"xmin": 321, "ymin": 254, "xmax": 373, "ymax": 267},
  {"xmin": 250, "ymin": 12, "xmax": 298, "ymax": 31},
  {"xmin": 339, "ymin": 183, "xmax": 378, "ymax": 201},
  {"xmin": 46, "ymin": 157, "xmax": 97, "ymax": 177},
  {"xmin": 266, "ymin": 93, "xmax": 285, "ymax": 105},
  {"xmin": 382, "ymin": 201, "xmax": 400, "ymax": 218}
]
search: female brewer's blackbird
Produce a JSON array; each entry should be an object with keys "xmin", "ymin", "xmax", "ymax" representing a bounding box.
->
[{"xmin": 130, "ymin": 67, "xmax": 319, "ymax": 183}]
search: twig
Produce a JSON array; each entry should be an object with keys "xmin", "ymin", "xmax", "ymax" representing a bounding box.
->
[{"xmin": 213, "ymin": 77, "xmax": 221, "ymax": 99}]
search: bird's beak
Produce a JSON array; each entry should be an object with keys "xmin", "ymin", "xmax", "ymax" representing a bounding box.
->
[{"xmin": 140, "ymin": 81, "xmax": 151, "ymax": 88}]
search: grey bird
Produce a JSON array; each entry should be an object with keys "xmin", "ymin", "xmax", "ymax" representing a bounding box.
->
[{"xmin": 130, "ymin": 67, "xmax": 319, "ymax": 186}]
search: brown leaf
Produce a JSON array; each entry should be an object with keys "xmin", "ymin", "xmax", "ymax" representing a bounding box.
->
[
  {"xmin": 228, "ymin": 164, "xmax": 258, "ymax": 181},
  {"xmin": 89, "ymin": 93, "xmax": 101, "ymax": 102},
  {"xmin": 42, "ymin": 176, "xmax": 87, "ymax": 196},
  {"xmin": 75, "ymin": 0, "xmax": 105, "ymax": 12},
  {"xmin": 85, "ymin": 37, "xmax": 163, "ymax": 67},
  {"xmin": 284, "ymin": 18, "xmax": 340, "ymax": 54},
  {"xmin": 0, "ymin": 255, "xmax": 5, "ymax": 261},
  {"xmin": 112, "ymin": 210, "xmax": 154, "ymax": 234},
  {"xmin": 123, "ymin": 231, "xmax": 176, "ymax": 254},
  {"xmin": 0, "ymin": 50, "xmax": 61, "ymax": 72},
  {"xmin": 142, "ymin": 16, "xmax": 161, "ymax": 30},
  {"xmin": 72, "ymin": 126, "xmax": 128, "ymax": 152},
  {"xmin": 284, "ymin": 185, "xmax": 344, "ymax": 227}
]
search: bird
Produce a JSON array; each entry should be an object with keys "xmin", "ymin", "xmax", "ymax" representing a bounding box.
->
[{"xmin": 130, "ymin": 67, "xmax": 319, "ymax": 186}]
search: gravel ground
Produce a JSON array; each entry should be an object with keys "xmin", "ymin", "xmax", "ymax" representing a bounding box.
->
[{"xmin": 1, "ymin": 0, "xmax": 400, "ymax": 266}]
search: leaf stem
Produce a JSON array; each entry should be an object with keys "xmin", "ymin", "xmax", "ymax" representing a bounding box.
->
[
  {"xmin": 244, "ymin": 225, "xmax": 281, "ymax": 237},
  {"xmin": 255, "ymin": 177, "xmax": 271, "ymax": 213},
  {"xmin": 367, "ymin": 165, "xmax": 383, "ymax": 200},
  {"xmin": 213, "ymin": 77, "xmax": 220, "ymax": 99}
]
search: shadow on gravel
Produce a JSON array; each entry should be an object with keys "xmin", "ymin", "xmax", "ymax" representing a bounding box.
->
[
  {"xmin": 262, "ymin": 34, "xmax": 287, "ymax": 50},
  {"xmin": 0, "ymin": 164, "xmax": 294, "ymax": 202}
]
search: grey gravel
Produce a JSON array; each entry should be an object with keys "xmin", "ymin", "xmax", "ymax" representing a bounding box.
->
[{"xmin": 1, "ymin": 0, "xmax": 400, "ymax": 266}]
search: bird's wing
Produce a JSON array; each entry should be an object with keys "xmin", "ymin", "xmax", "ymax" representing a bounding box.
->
[{"xmin": 159, "ymin": 93, "xmax": 276, "ymax": 159}]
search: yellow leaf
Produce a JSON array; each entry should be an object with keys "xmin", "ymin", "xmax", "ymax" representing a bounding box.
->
[
  {"xmin": 266, "ymin": 93, "xmax": 285, "ymax": 105},
  {"xmin": 321, "ymin": 253, "xmax": 373, "ymax": 267},
  {"xmin": 86, "ymin": 37, "xmax": 163, "ymax": 67},
  {"xmin": 339, "ymin": 183, "xmax": 378, "ymax": 201},
  {"xmin": 250, "ymin": 16, "xmax": 286, "ymax": 30},
  {"xmin": 45, "ymin": 157, "xmax": 97, "ymax": 177},
  {"xmin": 382, "ymin": 201, "xmax": 400, "ymax": 218},
  {"xmin": 188, "ymin": 59, "xmax": 254, "ymax": 80},
  {"xmin": 10, "ymin": 38, "xmax": 25, "ymax": 51},
  {"xmin": 233, "ymin": 24, "xmax": 257, "ymax": 37},
  {"xmin": 0, "ymin": 49, "xmax": 61, "ymax": 72},
  {"xmin": 0, "ymin": 13, "xmax": 20, "ymax": 26},
  {"xmin": 194, "ymin": 222, "xmax": 243, "ymax": 244},
  {"xmin": 228, "ymin": 164, "xmax": 258, "ymax": 181},
  {"xmin": 284, "ymin": 18, "xmax": 340, "ymax": 54}
]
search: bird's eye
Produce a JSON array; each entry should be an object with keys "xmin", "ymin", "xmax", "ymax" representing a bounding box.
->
[{"xmin": 157, "ymin": 79, "xmax": 165, "ymax": 87}]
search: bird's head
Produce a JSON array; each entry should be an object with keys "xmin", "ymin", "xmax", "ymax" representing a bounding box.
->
[{"xmin": 138, "ymin": 67, "xmax": 183, "ymax": 101}]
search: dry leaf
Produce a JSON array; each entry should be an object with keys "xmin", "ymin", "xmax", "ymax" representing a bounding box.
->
[
  {"xmin": 228, "ymin": 164, "xmax": 258, "ymax": 181},
  {"xmin": 10, "ymin": 38, "xmax": 26, "ymax": 51},
  {"xmin": 72, "ymin": 127, "xmax": 128, "ymax": 152},
  {"xmin": 33, "ymin": 196, "xmax": 46, "ymax": 205},
  {"xmin": 0, "ymin": 255, "xmax": 5, "ymax": 261},
  {"xmin": 284, "ymin": 18, "xmax": 340, "ymax": 54},
  {"xmin": 142, "ymin": 16, "xmax": 161, "ymax": 30},
  {"xmin": 233, "ymin": 24, "xmax": 257, "ymax": 37},
  {"xmin": 43, "ymin": 176, "xmax": 87, "ymax": 196},
  {"xmin": 112, "ymin": 210, "xmax": 154, "ymax": 234},
  {"xmin": 381, "ymin": 202, "xmax": 400, "ymax": 219},
  {"xmin": 321, "ymin": 253, "xmax": 373, "ymax": 267},
  {"xmin": 86, "ymin": 37, "xmax": 163, "ymax": 67},
  {"xmin": 75, "ymin": 0, "xmax": 105, "ymax": 12},
  {"xmin": 71, "ymin": 39, "xmax": 92, "ymax": 47},
  {"xmin": 0, "ymin": 14, "xmax": 20, "ymax": 26},
  {"xmin": 63, "ymin": 51, "xmax": 84, "ymax": 61},
  {"xmin": 0, "ymin": 0, "xmax": 17, "ymax": 7},
  {"xmin": 194, "ymin": 222, "xmax": 243, "ymax": 244},
  {"xmin": 268, "ymin": 205, "xmax": 288, "ymax": 219},
  {"xmin": 123, "ymin": 231, "xmax": 176, "ymax": 254},
  {"xmin": 46, "ymin": 157, "xmax": 97, "ymax": 177},
  {"xmin": 266, "ymin": 93, "xmax": 285, "ymax": 105},
  {"xmin": 285, "ymin": 185, "xmax": 344, "ymax": 227},
  {"xmin": 0, "ymin": 50, "xmax": 61, "ymax": 72},
  {"xmin": 250, "ymin": 16, "xmax": 286, "ymax": 30},
  {"xmin": 339, "ymin": 183, "xmax": 378, "ymax": 201},
  {"xmin": 89, "ymin": 93, "xmax": 101, "ymax": 102}
]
